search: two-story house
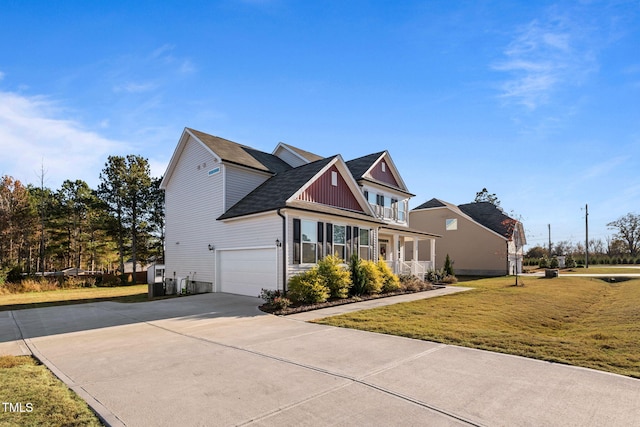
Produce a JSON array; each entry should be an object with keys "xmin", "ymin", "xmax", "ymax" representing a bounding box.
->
[
  {"xmin": 410, "ymin": 198, "xmax": 526, "ymax": 276},
  {"xmin": 160, "ymin": 128, "xmax": 439, "ymax": 297}
]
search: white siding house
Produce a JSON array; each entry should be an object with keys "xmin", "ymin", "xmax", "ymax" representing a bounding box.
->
[{"xmin": 161, "ymin": 128, "xmax": 439, "ymax": 297}]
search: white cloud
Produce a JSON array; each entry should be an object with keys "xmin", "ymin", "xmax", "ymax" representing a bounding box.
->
[
  {"xmin": 0, "ymin": 91, "xmax": 127, "ymax": 189},
  {"xmin": 493, "ymin": 11, "xmax": 598, "ymax": 109},
  {"xmin": 113, "ymin": 81, "xmax": 157, "ymax": 93}
]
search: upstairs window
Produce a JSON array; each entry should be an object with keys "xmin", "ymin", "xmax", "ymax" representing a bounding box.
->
[{"xmin": 446, "ymin": 218, "xmax": 458, "ymax": 231}]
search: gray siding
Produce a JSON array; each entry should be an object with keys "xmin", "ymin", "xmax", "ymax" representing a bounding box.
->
[
  {"xmin": 275, "ymin": 147, "xmax": 307, "ymax": 167},
  {"xmin": 224, "ymin": 165, "xmax": 270, "ymax": 210}
]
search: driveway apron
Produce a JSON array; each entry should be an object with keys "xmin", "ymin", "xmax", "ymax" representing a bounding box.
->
[{"xmin": 4, "ymin": 292, "xmax": 640, "ymax": 426}]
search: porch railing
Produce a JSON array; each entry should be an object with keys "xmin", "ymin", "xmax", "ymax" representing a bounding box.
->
[{"xmin": 386, "ymin": 260, "xmax": 433, "ymax": 277}]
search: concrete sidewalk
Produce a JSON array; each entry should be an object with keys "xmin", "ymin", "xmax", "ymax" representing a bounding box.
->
[{"xmin": 2, "ymin": 292, "xmax": 639, "ymax": 426}]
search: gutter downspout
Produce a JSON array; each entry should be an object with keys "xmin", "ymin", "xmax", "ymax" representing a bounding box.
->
[{"xmin": 277, "ymin": 209, "xmax": 287, "ymax": 295}]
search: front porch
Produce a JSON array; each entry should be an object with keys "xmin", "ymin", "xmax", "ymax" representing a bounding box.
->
[{"xmin": 377, "ymin": 225, "xmax": 438, "ymax": 278}]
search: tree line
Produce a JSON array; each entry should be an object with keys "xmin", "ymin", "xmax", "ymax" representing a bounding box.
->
[
  {"xmin": 0, "ymin": 155, "xmax": 164, "ymax": 283},
  {"xmin": 525, "ymin": 213, "xmax": 640, "ymax": 265}
]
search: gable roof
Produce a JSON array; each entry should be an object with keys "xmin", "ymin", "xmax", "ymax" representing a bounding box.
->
[
  {"xmin": 457, "ymin": 202, "xmax": 518, "ymax": 239},
  {"xmin": 346, "ymin": 151, "xmax": 413, "ymax": 195},
  {"xmin": 346, "ymin": 151, "xmax": 386, "ymax": 180},
  {"xmin": 218, "ymin": 157, "xmax": 337, "ymax": 220},
  {"xmin": 188, "ymin": 128, "xmax": 291, "ymax": 174},
  {"xmin": 414, "ymin": 198, "xmax": 447, "ymax": 209},
  {"xmin": 276, "ymin": 142, "xmax": 324, "ymax": 163}
]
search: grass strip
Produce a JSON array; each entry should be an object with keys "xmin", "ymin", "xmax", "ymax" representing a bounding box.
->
[{"xmin": 0, "ymin": 355, "xmax": 102, "ymax": 427}]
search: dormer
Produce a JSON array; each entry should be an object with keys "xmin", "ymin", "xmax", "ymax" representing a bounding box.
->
[{"xmin": 273, "ymin": 142, "xmax": 324, "ymax": 168}]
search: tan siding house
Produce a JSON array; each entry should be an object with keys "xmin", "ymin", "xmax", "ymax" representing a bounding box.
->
[{"xmin": 410, "ymin": 199, "xmax": 526, "ymax": 276}]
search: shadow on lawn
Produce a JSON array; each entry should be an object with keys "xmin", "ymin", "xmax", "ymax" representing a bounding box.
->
[{"xmin": 0, "ymin": 293, "xmax": 178, "ymax": 312}]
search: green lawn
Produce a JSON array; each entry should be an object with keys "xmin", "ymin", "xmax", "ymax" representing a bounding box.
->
[
  {"xmin": 0, "ymin": 284, "xmax": 152, "ymax": 311},
  {"xmin": 315, "ymin": 276, "xmax": 640, "ymax": 378},
  {"xmin": 0, "ymin": 356, "xmax": 102, "ymax": 427}
]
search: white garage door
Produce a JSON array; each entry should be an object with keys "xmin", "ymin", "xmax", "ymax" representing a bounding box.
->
[{"xmin": 218, "ymin": 248, "xmax": 278, "ymax": 297}]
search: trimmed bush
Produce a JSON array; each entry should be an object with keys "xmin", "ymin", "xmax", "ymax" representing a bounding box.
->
[
  {"xmin": 399, "ymin": 274, "xmax": 433, "ymax": 292},
  {"xmin": 317, "ymin": 255, "xmax": 351, "ymax": 299},
  {"xmin": 565, "ymin": 254, "xmax": 576, "ymax": 269},
  {"xmin": 539, "ymin": 256, "xmax": 549, "ymax": 268},
  {"xmin": 549, "ymin": 256, "xmax": 559, "ymax": 269},
  {"xmin": 287, "ymin": 268, "xmax": 329, "ymax": 304},
  {"xmin": 360, "ymin": 260, "xmax": 382, "ymax": 295},
  {"xmin": 377, "ymin": 260, "xmax": 400, "ymax": 293}
]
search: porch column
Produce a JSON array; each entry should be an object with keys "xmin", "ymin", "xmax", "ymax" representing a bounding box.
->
[
  {"xmin": 412, "ymin": 237, "xmax": 419, "ymax": 264},
  {"xmin": 430, "ymin": 239, "xmax": 436, "ymax": 269}
]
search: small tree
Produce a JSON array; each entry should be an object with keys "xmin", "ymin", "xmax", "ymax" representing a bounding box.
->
[
  {"xmin": 474, "ymin": 188, "xmax": 500, "ymax": 206},
  {"xmin": 443, "ymin": 254, "xmax": 455, "ymax": 277}
]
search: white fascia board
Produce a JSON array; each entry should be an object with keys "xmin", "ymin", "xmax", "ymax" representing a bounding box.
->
[
  {"xmin": 273, "ymin": 142, "xmax": 309, "ymax": 163},
  {"xmin": 361, "ymin": 151, "xmax": 410, "ymax": 193},
  {"xmin": 160, "ymin": 128, "xmax": 222, "ymax": 189}
]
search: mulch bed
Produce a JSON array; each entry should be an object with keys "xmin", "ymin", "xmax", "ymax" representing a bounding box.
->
[{"xmin": 259, "ymin": 285, "xmax": 446, "ymax": 316}]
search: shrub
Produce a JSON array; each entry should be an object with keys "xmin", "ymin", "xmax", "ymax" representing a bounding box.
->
[
  {"xmin": 444, "ymin": 254, "xmax": 455, "ymax": 277},
  {"xmin": 259, "ymin": 288, "xmax": 282, "ymax": 304},
  {"xmin": 317, "ymin": 255, "xmax": 351, "ymax": 299},
  {"xmin": 349, "ymin": 254, "xmax": 367, "ymax": 296},
  {"xmin": 539, "ymin": 256, "xmax": 549, "ymax": 268},
  {"xmin": 360, "ymin": 260, "xmax": 382, "ymax": 295},
  {"xmin": 287, "ymin": 268, "xmax": 329, "ymax": 304},
  {"xmin": 376, "ymin": 260, "xmax": 400, "ymax": 293},
  {"xmin": 272, "ymin": 296, "xmax": 291, "ymax": 310},
  {"xmin": 549, "ymin": 256, "xmax": 559, "ymax": 269},
  {"xmin": 425, "ymin": 268, "xmax": 446, "ymax": 283},
  {"xmin": 399, "ymin": 274, "xmax": 433, "ymax": 292},
  {"xmin": 565, "ymin": 254, "xmax": 576, "ymax": 269}
]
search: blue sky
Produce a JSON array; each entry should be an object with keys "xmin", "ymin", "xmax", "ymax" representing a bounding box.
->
[{"xmin": 1, "ymin": 0, "xmax": 638, "ymax": 249}]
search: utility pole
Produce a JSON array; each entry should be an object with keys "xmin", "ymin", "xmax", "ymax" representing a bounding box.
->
[
  {"xmin": 548, "ymin": 224, "xmax": 552, "ymax": 256},
  {"xmin": 585, "ymin": 204, "xmax": 589, "ymax": 269}
]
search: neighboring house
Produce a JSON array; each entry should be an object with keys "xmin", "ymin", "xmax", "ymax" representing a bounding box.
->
[
  {"xmin": 160, "ymin": 128, "xmax": 439, "ymax": 297},
  {"xmin": 410, "ymin": 198, "xmax": 526, "ymax": 276}
]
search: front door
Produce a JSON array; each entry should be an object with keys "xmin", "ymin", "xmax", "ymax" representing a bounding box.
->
[{"xmin": 379, "ymin": 240, "xmax": 389, "ymax": 260}]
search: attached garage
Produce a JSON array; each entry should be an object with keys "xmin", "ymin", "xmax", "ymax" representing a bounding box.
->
[{"xmin": 217, "ymin": 248, "xmax": 278, "ymax": 297}]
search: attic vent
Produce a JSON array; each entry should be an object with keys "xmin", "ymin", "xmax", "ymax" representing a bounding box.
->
[
  {"xmin": 381, "ymin": 162, "xmax": 386, "ymax": 172},
  {"xmin": 331, "ymin": 171, "xmax": 338, "ymax": 186}
]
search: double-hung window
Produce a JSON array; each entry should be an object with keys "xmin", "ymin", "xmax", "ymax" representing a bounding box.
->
[
  {"xmin": 359, "ymin": 228, "xmax": 370, "ymax": 260},
  {"xmin": 301, "ymin": 220, "xmax": 317, "ymax": 263},
  {"xmin": 333, "ymin": 225, "xmax": 346, "ymax": 259}
]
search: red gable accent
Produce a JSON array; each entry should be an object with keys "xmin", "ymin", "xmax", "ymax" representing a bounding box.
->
[
  {"xmin": 297, "ymin": 165, "xmax": 364, "ymax": 212},
  {"xmin": 369, "ymin": 155, "xmax": 399, "ymax": 187}
]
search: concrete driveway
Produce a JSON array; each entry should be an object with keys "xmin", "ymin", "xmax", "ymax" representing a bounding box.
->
[{"xmin": 3, "ymin": 292, "xmax": 640, "ymax": 426}]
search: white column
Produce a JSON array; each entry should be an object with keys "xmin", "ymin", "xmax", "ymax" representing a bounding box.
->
[{"xmin": 430, "ymin": 239, "xmax": 436, "ymax": 270}]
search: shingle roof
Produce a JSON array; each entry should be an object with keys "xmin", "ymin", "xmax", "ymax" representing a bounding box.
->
[
  {"xmin": 217, "ymin": 156, "xmax": 336, "ymax": 220},
  {"xmin": 413, "ymin": 198, "xmax": 447, "ymax": 210},
  {"xmin": 458, "ymin": 202, "xmax": 518, "ymax": 239},
  {"xmin": 345, "ymin": 151, "xmax": 385, "ymax": 179},
  {"xmin": 188, "ymin": 128, "xmax": 291, "ymax": 174},
  {"xmin": 280, "ymin": 143, "xmax": 324, "ymax": 162}
]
